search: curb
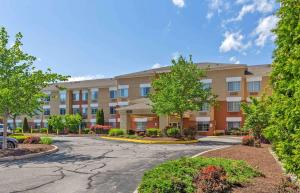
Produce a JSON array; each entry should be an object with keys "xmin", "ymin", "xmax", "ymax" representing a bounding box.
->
[
  {"xmin": 0, "ymin": 145, "xmax": 59, "ymax": 162},
  {"xmin": 133, "ymin": 145, "xmax": 229, "ymax": 193},
  {"xmin": 100, "ymin": 136, "xmax": 199, "ymax": 144}
]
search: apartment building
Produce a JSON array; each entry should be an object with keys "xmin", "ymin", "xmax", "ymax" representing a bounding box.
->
[{"xmin": 6, "ymin": 63, "xmax": 272, "ymax": 135}]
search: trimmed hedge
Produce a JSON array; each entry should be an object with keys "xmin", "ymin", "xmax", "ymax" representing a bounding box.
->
[
  {"xmin": 10, "ymin": 135, "xmax": 28, "ymax": 143},
  {"xmin": 138, "ymin": 157, "xmax": 261, "ymax": 193},
  {"xmin": 146, "ymin": 128, "xmax": 160, "ymax": 137},
  {"xmin": 108, "ymin": 128, "xmax": 124, "ymax": 136},
  {"xmin": 40, "ymin": 137, "xmax": 53, "ymax": 145},
  {"xmin": 167, "ymin": 128, "xmax": 180, "ymax": 138}
]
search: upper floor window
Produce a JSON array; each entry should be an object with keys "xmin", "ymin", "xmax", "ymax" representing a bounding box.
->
[
  {"xmin": 82, "ymin": 90, "xmax": 88, "ymax": 101},
  {"xmin": 91, "ymin": 89, "xmax": 98, "ymax": 102},
  {"xmin": 91, "ymin": 107, "xmax": 98, "ymax": 115},
  {"xmin": 44, "ymin": 108, "xmax": 50, "ymax": 115},
  {"xmin": 109, "ymin": 87, "xmax": 117, "ymax": 99},
  {"xmin": 140, "ymin": 84, "xmax": 151, "ymax": 97},
  {"xmin": 200, "ymin": 103, "xmax": 210, "ymax": 112},
  {"xmin": 60, "ymin": 108, "xmax": 66, "ymax": 115},
  {"xmin": 227, "ymin": 101, "xmax": 241, "ymax": 112},
  {"xmin": 118, "ymin": 85, "xmax": 129, "ymax": 98},
  {"xmin": 72, "ymin": 108, "xmax": 80, "ymax": 115},
  {"xmin": 72, "ymin": 91, "xmax": 80, "ymax": 101},
  {"xmin": 43, "ymin": 92, "xmax": 51, "ymax": 103},
  {"xmin": 201, "ymin": 79, "xmax": 212, "ymax": 90},
  {"xmin": 247, "ymin": 81, "xmax": 261, "ymax": 92},
  {"xmin": 227, "ymin": 81, "xmax": 240, "ymax": 92},
  {"xmin": 59, "ymin": 91, "xmax": 66, "ymax": 104},
  {"xmin": 110, "ymin": 106, "xmax": 116, "ymax": 114}
]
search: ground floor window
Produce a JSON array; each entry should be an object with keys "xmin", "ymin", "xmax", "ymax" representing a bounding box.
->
[
  {"xmin": 227, "ymin": 121, "xmax": 240, "ymax": 130},
  {"xmin": 109, "ymin": 122, "xmax": 116, "ymax": 128},
  {"xmin": 136, "ymin": 122, "xmax": 147, "ymax": 131},
  {"xmin": 197, "ymin": 121, "xmax": 210, "ymax": 131},
  {"xmin": 34, "ymin": 123, "xmax": 41, "ymax": 129}
]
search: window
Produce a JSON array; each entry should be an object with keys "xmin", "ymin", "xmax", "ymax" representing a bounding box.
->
[
  {"xmin": 202, "ymin": 83, "xmax": 212, "ymax": 90},
  {"xmin": 136, "ymin": 122, "xmax": 147, "ymax": 131},
  {"xmin": 82, "ymin": 91, "xmax": 88, "ymax": 101},
  {"xmin": 72, "ymin": 108, "xmax": 80, "ymax": 115},
  {"xmin": 200, "ymin": 103, "xmax": 209, "ymax": 112},
  {"xmin": 110, "ymin": 107, "xmax": 116, "ymax": 114},
  {"xmin": 91, "ymin": 90, "xmax": 98, "ymax": 102},
  {"xmin": 60, "ymin": 108, "xmax": 66, "ymax": 115},
  {"xmin": 44, "ymin": 94, "xmax": 51, "ymax": 102},
  {"xmin": 91, "ymin": 107, "xmax": 98, "ymax": 115},
  {"xmin": 59, "ymin": 91, "xmax": 66, "ymax": 104},
  {"xmin": 140, "ymin": 86, "xmax": 151, "ymax": 97},
  {"xmin": 110, "ymin": 90, "xmax": 117, "ymax": 99},
  {"xmin": 247, "ymin": 81, "xmax": 261, "ymax": 92},
  {"xmin": 44, "ymin": 122, "xmax": 48, "ymax": 128},
  {"xmin": 227, "ymin": 121, "xmax": 241, "ymax": 130},
  {"xmin": 109, "ymin": 121, "xmax": 116, "ymax": 128},
  {"xmin": 119, "ymin": 88, "xmax": 128, "ymax": 98},
  {"xmin": 44, "ymin": 108, "xmax": 50, "ymax": 115},
  {"xmin": 34, "ymin": 122, "xmax": 41, "ymax": 129},
  {"xmin": 72, "ymin": 91, "xmax": 79, "ymax": 101},
  {"xmin": 227, "ymin": 102, "xmax": 241, "ymax": 112},
  {"xmin": 227, "ymin": 81, "xmax": 240, "ymax": 92},
  {"xmin": 82, "ymin": 108, "xmax": 88, "ymax": 118},
  {"xmin": 197, "ymin": 121, "xmax": 210, "ymax": 131}
]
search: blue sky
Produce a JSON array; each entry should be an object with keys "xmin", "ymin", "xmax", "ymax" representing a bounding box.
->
[{"xmin": 0, "ymin": 0, "xmax": 279, "ymax": 80}]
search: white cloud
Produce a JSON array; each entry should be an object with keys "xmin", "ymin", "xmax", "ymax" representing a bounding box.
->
[
  {"xmin": 219, "ymin": 31, "xmax": 251, "ymax": 53},
  {"xmin": 68, "ymin": 74, "xmax": 105, "ymax": 82},
  {"xmin": 172, "ymin": 0, "xmax": 185, "ymax": 8},
  {"xmin": 206, "ymin": 0, "xmax": 230, "ymax": 19},
  {"xmin": 254, "ymin": 15, "xmax": 279, "ymax": 47},
  {"xmin": 206, "ymin": 12, "xmax": 214, "ymax": 19},
  {"xmin": 151, "ymin": 63, "xmax": 162, "ymax": 69},
  {"xmin": 229, "ymin": 56, "xmax": 240, "ymax": 64}
]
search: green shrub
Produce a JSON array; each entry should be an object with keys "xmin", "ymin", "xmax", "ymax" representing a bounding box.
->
[
  {"xmin": 10, "ymin": 135, "xmax": 28, "ymax": 143},
  {"xmin": 138, "ymin": 157, "xmax": 261, "ymax": 193},
  {"xmin": 146, "ymin": 128, "xmax": 160, "ymax": 137},
  {"xmin": 167, "ymin": 128, "xmax": 180, "ymax": 138},
  {"xmin": 40, "ymin": 128, "xmax": 48, "ymax": 134},
  {"xmin": 183, "ymin": 128, "xmax": 197, "ymax": 140},
  {"xmin": 82, "ymin": 128, "xmax": 90, "ymax": 134},
  {"xmin": 108, "ymin": 128, "xmax": 124, "ymax": 136},
  {"xmin": 127, "ymin": 129, "xmax": 135, "ymax": 135},
  {"xmin": 40, "ymin": 137, "xmax": 53, "ymax": 145},
  {"xmin": 14, "ymin": 127, "xmax": 23, "ymax": 133},
  {"xmin": 242, "ymin": 136, "xmax": 255, "ymax": 146}
]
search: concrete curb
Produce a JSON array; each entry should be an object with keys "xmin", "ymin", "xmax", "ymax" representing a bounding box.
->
[
  {"xmin": 133, "ymin": 145, "xmax": 229, "ymax": 193},
  {"xmin": 100, "ymin": 136, "xmax": 199, "ymax": 144},
  {"xmin": 0, "ymin": 145, "xmax": 59, "ymax": 162}
]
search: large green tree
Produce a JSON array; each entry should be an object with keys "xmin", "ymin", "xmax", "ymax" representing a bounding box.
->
[
  {"xmin": 150, "ymin": 56, "xmax": 216, "ymax": 134},
  {"xmin": 48, "ymin": 115, "xmax": 65, "ymax": 135},
  {"xmin": 65, "ymin": 114, "xmax": 82, "ymax": 134},
  {"xmin": 0, "ymin": 27, "xmax": 68, "ymax": 148},
  {"xmin": 265, "ymin": 1, "xmax": 300, "ymax": 177}
]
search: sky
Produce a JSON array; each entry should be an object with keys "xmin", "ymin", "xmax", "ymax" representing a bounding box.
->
[{"xmin": 0, "ymin": 0, "xmax": 279, "ymax": 81}]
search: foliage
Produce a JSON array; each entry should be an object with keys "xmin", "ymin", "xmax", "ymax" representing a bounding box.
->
[
  {"xmin": 90, "ymin": 124, "xmax": 111, "ymax": 134},
  {"xmin": 150, "ymin": 55, "xmax": 216, "ymax": 134},
  {"xmin": 138, "ymin": 157, "xmax": 261, "ymax": 193},
  {"xmin": 10, "ymin": 135, "xmax": 28, "ymax": 143},
  {"xmin": 40, "ymin": 128, "xmax": 48, "ymax": 134},
  {"xmin": 264, "ymin": 1, "xmax": 300, "ymax": 177},
  {"xmin": 183, "ymin": 127, "xmax": 197, "ymax": 140},
  {"xmin": 82, "ymin": 128, "xmax": 90, "ymax": 134},
  {"xmin": 96, "ymin": 109, "xmax": 105, "ymax": 125},
  {"xmin": 22, "ymin": 117, "xmax": 29, "ymax": 133},
  {"xmin": 242, "ymin": 96, "xmax": 271, "ymax": 141},
  {"xmin": 65, "ymin": 114, "xmax": 82, "ymax": 133},
  {"xmin": 241, "ymin": 136, "xmax": 255, "ymax": 146},
  {"xmin": 127, "ymin": 129, "xmax": 135, "ymax": 135},
  {"xmin": 23, "ymin": 136, "xmax": 41, "ymax": 144},
  {"xmin": 194, "ymin": 165, "xmax": 230, "ymax": 193},
  {"xmin": 14, "ymin": 127, "xmax": 23, "ymax": 133},
  {"xmin": 146, "ymin": 128, "xmax": 160, "ymax": 137},
  {"xmin": 0, "ymin": 27, "xmax": 68, "ymax": 149},
  {"xmin": 108, "ymin": 128, "xmax": 124, "ymax": 136},
  {"xmin": 167, "ymin": 128, "xmax": 180, "ymax": 138},
  {"xmin": 40, "ymin": 137, "xmax": 53, "ymax": 145},
  {"xmin": 48, "ymin": 115, "xmax": 65, "ymax": 134}
]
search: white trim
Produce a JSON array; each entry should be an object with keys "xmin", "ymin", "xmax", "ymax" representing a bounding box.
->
[
  {"xmin": 90, "ymin": 88, "xmax": 98, "ymax": 92},
  {"xmin": 59, "ymin": 105, "xmax": 66, "ymax": 108},
  {"xmin": 118, "ymin": 101, "xmax": 128, "ymax": 106},
  {"xmin": 90, "ymin": 103, "xmax": 98, "ymax": 107},
  {"xmin": 118, "ymin": 85, "xmax": 129, "ymax": 89},
  {"xmin": 200, "ymin": 79, "xmax": 212, "ymax": 84},
  {"xmin": 72, "ymin": 90, "xmax": 80, "ymax": 94},
  {"xmin": 109, "ymin": 118, "xmax": 116, "ymax": 123},
  {"xmin": 226, "ymin": 77, "xmax": 241, "ymax": 82},
  {"xmin": 43, "ymin": 105, "xmax": 50, "ymax": 109},
  {"xmin": 34, "ymin": 119, "xmax": 41, "ymax": 123},
  {"xmin": 196, "ymin": 117, "xmax": 211, "ymax": 122},
  {"xmin": 90, "ymin": 119, "xmax": 96, "ymax": 123},
  {"xmin": 246, "ymin": 76, "xmax": 262, "ymax": 82},
  {"xmin": 134, "ymin": 118, "xmax": 147, "ymax": 122},
  {"xmin": 7, "ymin": 119, "xmax": 21, "ymax": 123},
  {"xmin": 109, "ymin": 103, "xmax": 117, "ymax": 107},
  {"xmin": 226, "ymin": 117, "xmax": 242, "ymax": 122},
  {"xmin": 109, "ymin": 87, "xmax": 117, "ymax": 91},
  {"xmin": 72, "ymin": 105, "xmax": 80, "ymax": 108},
  {"xmin": 82, "ymin": 89, "xmax": 88, "ymax": 93},
  {"xmin": 81, "ymin": 104, "xmax": 88, "ymax": 108},
  {"xmin": 226, "ymin": 97, "xmax": 242, "ymax": 102},
  {"xmin": 140, "ymin": 83, "xmax": 151, "ymax": 88},
  {"xmin": 43, "ymin": 91, "xmax": 51, "ymax": 95}
]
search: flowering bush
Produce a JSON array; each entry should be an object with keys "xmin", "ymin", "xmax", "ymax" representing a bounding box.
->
[
  {"xmin": 90, "ymin": 124, "xmax": 111, "ymax": 134},
  {"xmin": 23, "ymin": 136, "xmax": 41, "ymax": 144},
  {"xmin": 242, "ymin": 136, "xmax": 255, "ymax": 146},
  {"xmin": 194, "ymin": 165, "xmax": 229, "ymax": 193}
]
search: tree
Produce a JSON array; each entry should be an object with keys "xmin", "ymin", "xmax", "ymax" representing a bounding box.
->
[
  {"xmin": 242, "ymin": 96, "xmax": 271, "ymax": 141},
  {"xmin": 65, "ymin": 114, "xmax": 82, "ymax": 134},
  {"xmin": 150, "ymin": 55, "xmax": 216, "ymax": 135},
  {"xmin": 265, "ymin": 1, "xmax": 300, "ymax": 177},
  {"xmin": 0, "ymin": 27, "xmax": 68, "ymax": 149},
  {"xmin": 96, "ymin": 109, "xmax": 105, "ymax": 125},
  {"xmin": 22, "ymin": 117, "xmax": 29, "ymax": 133},
  {"xmin": 48, "ymin": 115, "xmax": 65, "ymax": 135}
]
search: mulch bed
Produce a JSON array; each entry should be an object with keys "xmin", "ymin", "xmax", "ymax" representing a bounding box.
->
[
  {"xmin": 140, "ymin": 137, "xmax": 185, "ymax": 141},
  {"xmin": 202, "ymin": 144, "xmax": 285, "ymax": 193},
  {"xmin": 0, "ymin": 144, "xmax": 53, "ymax": 158}
]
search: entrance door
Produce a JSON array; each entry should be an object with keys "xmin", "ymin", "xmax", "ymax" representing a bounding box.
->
[{"xmin": 169, "ymin": 122, "xmax": 179, "ymax": 128}]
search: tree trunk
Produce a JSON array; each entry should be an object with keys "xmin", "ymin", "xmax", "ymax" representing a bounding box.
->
[
  {"xmin": 180, "ymin": 114, "xmax": 184, "ymax": 137},
  {"xmin": 13, "ymin": 115, "xmax": 17, "ymax": 130},
  {"xmin": 2, "ymin": 113, "xmax": 9, "ymax": 149}
]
